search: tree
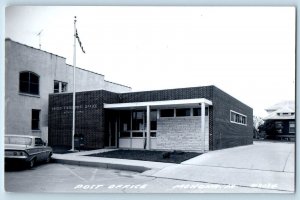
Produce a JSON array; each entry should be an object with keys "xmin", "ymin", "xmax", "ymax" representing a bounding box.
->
[{"xmin": 253, "ymin": 116, "xmax": 264, "ymax": 139}]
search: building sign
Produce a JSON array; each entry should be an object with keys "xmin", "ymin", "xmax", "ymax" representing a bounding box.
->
[{"xmin": 51, "ymin": 104, "xmax": 98, "ymax": 114}]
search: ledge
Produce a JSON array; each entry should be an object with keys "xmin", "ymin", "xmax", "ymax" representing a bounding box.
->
[{"xmin": 19, "ymin": 93, "xmax": 40, "ymax": 98}]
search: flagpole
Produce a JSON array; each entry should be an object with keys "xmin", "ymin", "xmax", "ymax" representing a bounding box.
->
[{"xmin": 71, "ymin": 16, "xmax": 77, "ymax": 151}]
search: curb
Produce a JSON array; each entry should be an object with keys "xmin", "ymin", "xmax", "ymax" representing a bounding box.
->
[{"xmin": 51, "ymin": 158, "xmax": 150, "ymax": 173}]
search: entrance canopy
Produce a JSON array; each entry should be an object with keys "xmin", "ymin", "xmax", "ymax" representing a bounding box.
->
[
  {"xmin": 104, "ymin": 98, "xmax": 212, "ymax": 110},
  {"xmin": 104, "ymin": 98, "xmax": 212, "ymax": 152}
]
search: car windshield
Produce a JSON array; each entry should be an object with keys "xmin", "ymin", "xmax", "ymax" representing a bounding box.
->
[{"xmin": 5, "ymin": 136, "xmax": 32, "ymax": 146}]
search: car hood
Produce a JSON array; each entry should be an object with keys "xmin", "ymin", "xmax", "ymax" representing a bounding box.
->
[{"xmin": 5, "ymin": 144, "xmax": 31, "ymax": 150}]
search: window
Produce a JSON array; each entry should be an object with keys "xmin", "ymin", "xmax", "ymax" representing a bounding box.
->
[
  {"xmin": 132, "ymin": 111, "xmax": 144, "ymax": 130},
  {"xmin": 275, "ymin": 121, "xmax": 283, "ymax": 129},
  {"xmin": 53, "ymin": 80, "xmax": 68, "ymax": 93},
  {"xmin": 35, "ymin": 138, "xmax": 44, "ymax": 146},
  {"xmin": 120, "ymin": 131, "xmax": 130, "ymax": 138},
  {"xmin": 150, "ymin": 110, "xmax": 157, "ymax": 130},
  {"xmin": 230, "ymin": 110, "xmax": 247, "ymax": 125},
  {"xmin": 150, "ymin": 132, "xmax": 157, "ymax": 137},
  {"xmin": 5, "ymin": 136, "xmax": 32, "ymax": 146},
  {"xmin": 193, "ymin": 107, "xmax": 208, "ymax": 116},
  {"xmin": 176, "ymin": 108, "xmax": 191, "ymax": 117},
  {"xmin": 32, "ymin": 109, "xmax": 40, "ymax": 130},
  {"xmin": 289, "ymin": 121, "xmax": 295, "ymax": 133},
  {"xmin": 19, "ymin": 71, "xmax": 39, "ymax": 95},
  {"xmin": 120, "ymin": 111, "xmax": 131, "ymax": 138},
  {"xmin": 160, "ymin": 109, "xmax": 174, "ymax": 117},
  {"xmin": 132, "ymin": 132, "xmax": 143, "ymax": 137},
  {"xmin": 61, "ymin": 82, "xmax": 68, "ymax": 92},
  {"xmin": 54, "ymin": 81, "xmax": 59, "ymax": 93}
]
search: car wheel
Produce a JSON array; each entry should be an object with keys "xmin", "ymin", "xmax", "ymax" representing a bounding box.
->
[{"xmin": 28, "ymin": 159, "xmax": 35, "ymax": 168}]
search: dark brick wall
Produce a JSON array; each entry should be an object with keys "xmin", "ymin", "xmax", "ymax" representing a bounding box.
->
[
  {"xmin": 211, "ymin": 87, "xmax": 253, "ymax": 150},
  {"xmin": 48, "ymin": 90, "xmax": 119, "ymax": 149},
  {"xmin": 119, "ymin": 86, "xmax": 213, "ymax": 103},
  {"xmin": 48, "ymin": 85, "xmax": 253, "ymax": 150}
]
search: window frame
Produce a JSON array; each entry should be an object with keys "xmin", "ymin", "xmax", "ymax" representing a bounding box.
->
[
  {"xmin": 34, "ymin": 138, "xmax": 44, "ymax": 146},
  {"xmin": 31, "ymin": 109, "xmax": 41, "ymax": 130},
  {"xmin": 53, "ymin": 80, "xmax": 68, "ymax": 93},
  {"xmin": 160, "ymin": 109, "xmax": 175, "ymax": 118},
  {"xmin": 192, "ymin": 107, "xmax": 209, "ymax": 116},
  {"xmin": 19, "ymin": 71, "xmax": 40, "ymax": 96},
  {"xmin": 176, "ymin": 108, "xmax": 191, "ymax": 117},
  {"xmin": 289, "ymin": 121, "xmax": 296, "ymax": 133},
  {"xmin": 230, "ymin": 110, "xmax": 247, "ymax": 126},
  {"xmin": 61, "ymin": 82, "xmax": 68, "ymax": 92},
  {"xmin": 54, "ymin": 80, "xmax": 60, "ymax": 93}
]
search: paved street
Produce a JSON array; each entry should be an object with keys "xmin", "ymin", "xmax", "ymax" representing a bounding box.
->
[
  {"xmin": 5, "ymin": 141, "xmax": 295, "ymax": 193},
  {"xmin": 5, "ymin": 162, "xmax": 289, "ymax": 193}
]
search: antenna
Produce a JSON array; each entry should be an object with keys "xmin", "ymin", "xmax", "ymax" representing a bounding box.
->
[{"xmin": 37, "ymin": 29, "xmax": 43, "ymax": 49}]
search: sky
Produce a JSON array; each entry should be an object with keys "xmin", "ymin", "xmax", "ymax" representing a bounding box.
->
[{"xmin": 5, "ymin": 6, "xmax": 295, "ymax": 117}]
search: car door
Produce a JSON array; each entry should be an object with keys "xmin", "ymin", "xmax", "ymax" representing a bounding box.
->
[{"xmin": 34, "ymin": 138, "xmax": 45, "ymax": 161}]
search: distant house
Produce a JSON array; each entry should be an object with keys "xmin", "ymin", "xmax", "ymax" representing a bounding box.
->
[{"xmin": 262, "ymin": 101, "xmax": 295, "ymax": 141}]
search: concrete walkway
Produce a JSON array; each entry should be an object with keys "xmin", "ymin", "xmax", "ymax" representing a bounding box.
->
[
  {"xmin": 150, "ymin": 141, "xmax": 295, "ymax": 192},
  {"xmin": 52, "ymin": 141, "xmax": 295, "ymax": 192},
  {"xmin": 52, "ymin": 149, "xmax": 175, "ymax": 173}
]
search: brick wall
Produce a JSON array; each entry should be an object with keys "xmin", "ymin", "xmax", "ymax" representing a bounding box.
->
[
  {"xmin": 156, "ymin": 116, "xmax": 209, "ymax": 151},
  {"xmin": 48, "ymin": 85, "xmax": 253, "ymax": 150},
  {"xmin": 211, "ymin": 87, "xmax": 253, "ymax": 150},
  {"xmin": 120, "ymin": 86, "xmax": 213, "ymax": 103},
  {"xmin": 48, "ymin": 90, "xmax": 119, "ymax": 149}
]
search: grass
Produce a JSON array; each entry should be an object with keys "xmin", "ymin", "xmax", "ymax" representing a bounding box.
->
[{"xmin": 85, "ymin": 149, "xmax": 201, "ymax": 164}]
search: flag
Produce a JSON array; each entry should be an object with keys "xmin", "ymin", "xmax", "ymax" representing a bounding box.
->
[{"xmin": 75, "ymin": 29, "xmax": 86, "ymax": 53}]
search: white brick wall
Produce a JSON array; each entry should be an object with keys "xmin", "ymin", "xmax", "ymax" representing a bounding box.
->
[{"xmin": 156, "ymin": 116, "xmax": 209, "ymax": 152}]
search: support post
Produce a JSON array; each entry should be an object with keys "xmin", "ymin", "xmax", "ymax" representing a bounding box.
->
[
  {"xmin": 108, "ymin": 122, "xmax": 111, "ymax": 147},
  {"xmin": 146, "ymin": 105, "xmax": 151, "ymax": 150},
  {"xmin": 115, "ymin": 120, "xmax": 118, "ymax": 148},
  {"xmin": 201, "ymin": 102, "xmax": 206, "ymax": 152}
]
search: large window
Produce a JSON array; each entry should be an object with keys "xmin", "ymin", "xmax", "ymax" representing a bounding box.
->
[
  {"xmin": 19, "ymin": 71, "xmax": 39, "ymax": 95},
  {"xmin": 132, "ymin": 111, "xmax": 144, "ymax": 130},
  {"xmin": 230, "ymin": 110, "xmax": 247, "ymax": 126},
  {"xmin": 176, "ymin": 108, "xmax": 191, "ymax": 117},
  {"xmin": 150, "ymin": 110, "xmax": 157, "ymax": 130},
  {"xmin": 32, "ymin": 109, "xmax": 40, "ymax": 130},
  {"xmin": 160, "ymin": 109, "xmax": 174, "ymax": 117},
  {"xmin": 160, "ymin": 107, "xmax": 209, "ymax": 117},
  {"xmin": 119, "ymin": 110, "xmax": 158, "ymax": 138},
  {"xmin": 120, "ymin": 111, "xmax": 131, "ymax": 138}
]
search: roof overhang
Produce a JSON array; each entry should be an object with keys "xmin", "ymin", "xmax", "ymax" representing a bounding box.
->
[
  {"xmin": 104, "ymin": 98, "xmax": 212, "ymax": 110},
  {"xmin": 263, "ymin": 116, "xmax": 295, "ymax": 121}
]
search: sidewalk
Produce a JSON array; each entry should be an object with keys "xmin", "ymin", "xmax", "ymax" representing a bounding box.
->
[
  {"xmin": 52, "ymin": 149, "xmax": 175, "ymax": 173},
  {"xmin": 150, "ymin": 141, "xmax": 295, "ymax": 192},
  {"xmin": 51, "ymin": 141, "xmax": 295, "ymax": 192}
]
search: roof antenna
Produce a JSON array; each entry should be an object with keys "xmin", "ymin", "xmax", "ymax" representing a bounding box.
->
[{"xmin": 37, "ymin": 29, "xmax": 43, "ymax": 49}]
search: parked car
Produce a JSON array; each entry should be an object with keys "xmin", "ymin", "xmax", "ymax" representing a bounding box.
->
[{"xmin": 5, "ymin": 135, "xmax": 53, "ymax": 168}]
